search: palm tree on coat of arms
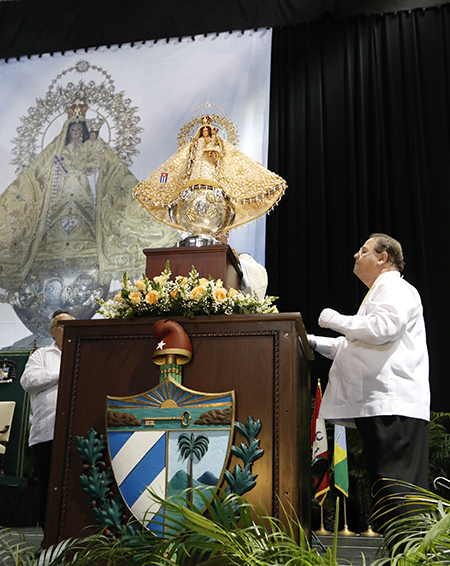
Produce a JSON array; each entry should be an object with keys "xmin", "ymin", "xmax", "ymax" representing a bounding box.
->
[{"xmin": 178, "ymin": 432, "xmax": 210, "ymax": 502}]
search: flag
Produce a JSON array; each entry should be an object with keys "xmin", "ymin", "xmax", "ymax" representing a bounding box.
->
[
  {"xmin": 311, "ymin": 380, "xmax": 330, "ymax": 503},
  {"xmin": 334, "ymin": 425, "xmax": 349, "ymax": 497}
]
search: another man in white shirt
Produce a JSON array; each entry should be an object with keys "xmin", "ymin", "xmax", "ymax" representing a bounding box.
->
[
  {"xmin": 309, "ymin": 234, "xmax": 430, "ymax": 492},
  {"xmin": 21, "ymin": 310, "xmax": 74, "ymax": 531}
]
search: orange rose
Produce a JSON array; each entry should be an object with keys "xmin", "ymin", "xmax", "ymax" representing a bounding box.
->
[
  {"xmin": 114, "ymin": 292, "xmax": 125, "ymax": 303},
  {"xmin": 135, "ymin": 280, "xmax": 146, "ymax": 292},
  {"xmin": 227, "ymin": 287, "xmax": 239, "ymax": 298},
  {"xmin": 176, "ymin": 276, "xmax": 188, "ymax": 286},
  {"xmin": 171, "ymin": 288, "xmax": 180, "ymax": 299},
  {"xmin": 191, "ymin": 285, "xmax": 206, "ymax": 300},
  {"xmin": 153, "ymin": 274, "xmax": 168, "ymax": 286},
  {"xmin": 145, "ymin": 290, "xmax": 160, "ymax": 304},
  {"xmin": 129, "ymin": 291, "xmax": 142, "ymax": 304},
  {"xmin": 198, "ymin": 278, "xmax": 209, "ymax": 287},
  {"xmin": 213, "ymin": 288, "xmax": 227, "ymax": 303}
]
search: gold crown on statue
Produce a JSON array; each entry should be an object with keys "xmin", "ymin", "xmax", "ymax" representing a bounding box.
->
[
  {"xmin": 87, "ymin": 117, "xmax": 104, "ymax": 132},
  {"xmin": 201, "ymin": 115, "xmax": 212, "ymax": 125},
  {"xmin": 67, "ymin": 100, "xmax": 88, "ymax": 122}
]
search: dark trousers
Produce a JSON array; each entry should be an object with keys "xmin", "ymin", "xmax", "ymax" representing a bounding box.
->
[
  {"xmin": 32, "ymin": 440, "xmax": 53, "ymax": 531},
  {"xmin": 355, "ymin": 415, "xmax": 429, "ymax": 534},
  {"xmin": 354, "ymin": 415, "xmax": 429, "ymax": 489}
]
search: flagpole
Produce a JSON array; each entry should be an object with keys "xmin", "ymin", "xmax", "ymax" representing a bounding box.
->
[
  {"xmin": 314, "ymin": 501, "xmax": 331, "ymax": 535},
  {"xmin": 338, "ymin": 495, "xmax": 355, "ymax": 536},
  {"xmin": 360, "ymin": 523, "xmax": 380, "ymax": 537}
]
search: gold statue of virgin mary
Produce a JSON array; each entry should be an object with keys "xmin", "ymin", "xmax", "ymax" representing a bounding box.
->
[{"xmin": 134, "ymin": 106, "xmax": 287, "ymax": 244}]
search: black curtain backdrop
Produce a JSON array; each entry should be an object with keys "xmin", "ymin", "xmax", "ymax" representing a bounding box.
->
[
  {"xmin": 266, "ymin": 7, "xmax": 450, "ymax": 411},
  {"xmin": 1, "ymin": 0, "xmax": 448, "ymax": 60}
]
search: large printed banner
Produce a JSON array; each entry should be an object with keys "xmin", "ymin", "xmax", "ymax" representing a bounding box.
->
[{"xmin": 0, "ymin": 31, "xmax": 272, "ymax": 349}]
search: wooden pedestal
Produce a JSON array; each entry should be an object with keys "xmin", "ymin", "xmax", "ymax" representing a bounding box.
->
[
  {"xmin": 45, "ymin": 314, "xmax": 312, "ymax": 546},
  {"xmin": 144, "ymin": 244, "xmax": 242, "ymax": 290}
]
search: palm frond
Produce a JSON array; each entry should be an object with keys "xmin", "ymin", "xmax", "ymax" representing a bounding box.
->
[
  {"xmin": 372, "ymin": 480, "xmax": 450, "ymax": 565},
  {"xmin": 143, "ymin": 487, "xmax": 336, "ymax": 566},
  {"xmin": 1, "ymin": 486, "xmax": 348, "ymax": 566},
  {"xmin": 0, "ymin": 528, "xmax": 36, "ymax": 565},
  {"xmin": 0, "ymin": 529, "xmax": 111, "ymax": 566}
]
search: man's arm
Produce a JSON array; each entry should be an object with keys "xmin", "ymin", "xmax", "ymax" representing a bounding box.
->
[
  {"xmin": 20, "ymin": 349, "xmax": 60, "ymax": 394},
  {"xmin": 318, "ymin": 284, "xmax": 412, "ymax": 345},
  {"xmin": 307, "ymin": 334, "xmax": 345, "ymax": 360}
]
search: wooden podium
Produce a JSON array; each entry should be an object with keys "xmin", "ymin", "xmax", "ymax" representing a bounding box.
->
[{"xmin": 45, "ymin": 314, "xmax": 313, "ymax": 546}]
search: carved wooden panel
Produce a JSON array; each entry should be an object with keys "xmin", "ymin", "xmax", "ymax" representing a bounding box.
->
[{"xmin": 45, "ymin": 314, "xmax": 312, "ymax": 546}]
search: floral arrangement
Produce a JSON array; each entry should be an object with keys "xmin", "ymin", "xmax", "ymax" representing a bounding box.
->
[{"xmin": 96, "ymin": 262, "xmax": 278, "ymax": 319}]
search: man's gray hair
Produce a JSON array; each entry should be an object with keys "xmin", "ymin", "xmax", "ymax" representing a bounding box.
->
[{"xmin": 370, "ymin": 233, "xmax": 405, "ymax": 272}]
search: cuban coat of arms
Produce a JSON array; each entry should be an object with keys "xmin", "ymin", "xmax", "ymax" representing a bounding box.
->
[{"xmin": 105, "ymin": 319, "xmax": 234, "ymax": 533}]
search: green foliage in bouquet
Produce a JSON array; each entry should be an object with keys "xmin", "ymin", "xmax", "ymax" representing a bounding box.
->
[{"xmin": 97, "ymin": 261, "xmax": 278, "ymax": 319}]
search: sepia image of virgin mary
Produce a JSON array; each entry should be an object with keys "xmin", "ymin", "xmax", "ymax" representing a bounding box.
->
[{"xmin": 0, "ymin": 99, "xmax": 178, "ymax": 344}]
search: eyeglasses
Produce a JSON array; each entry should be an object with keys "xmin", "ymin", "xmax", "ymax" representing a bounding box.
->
[
  {"xmin": 357, "ymin": 247, "xmax": 365, "ymax": 258},
  {"xmin": 356, "ymin": 247, "xmax": 382, "ymax": 258}
]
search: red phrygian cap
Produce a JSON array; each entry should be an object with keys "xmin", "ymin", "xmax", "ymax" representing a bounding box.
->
[{"xmin": 152, "ymin": 319, "xmax": 192, "ymax": 365}]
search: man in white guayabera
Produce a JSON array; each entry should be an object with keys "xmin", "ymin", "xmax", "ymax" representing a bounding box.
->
[
  {"xmin": 308, "ymin": 234, "xmax": 430, "ymax": 498},
  {"xmin": 20, "ymin": 310, "xmax": 74, "ymax": 532}
]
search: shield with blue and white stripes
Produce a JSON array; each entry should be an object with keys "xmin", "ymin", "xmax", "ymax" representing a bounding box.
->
[{"xmin": 107, "ymin": 376, "xmax": 234, "ymax": 532}]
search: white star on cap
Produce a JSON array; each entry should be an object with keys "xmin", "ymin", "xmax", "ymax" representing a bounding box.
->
[{"xmin": 156, "ymin": 340, "xmax": 166, "ymax": 350}]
